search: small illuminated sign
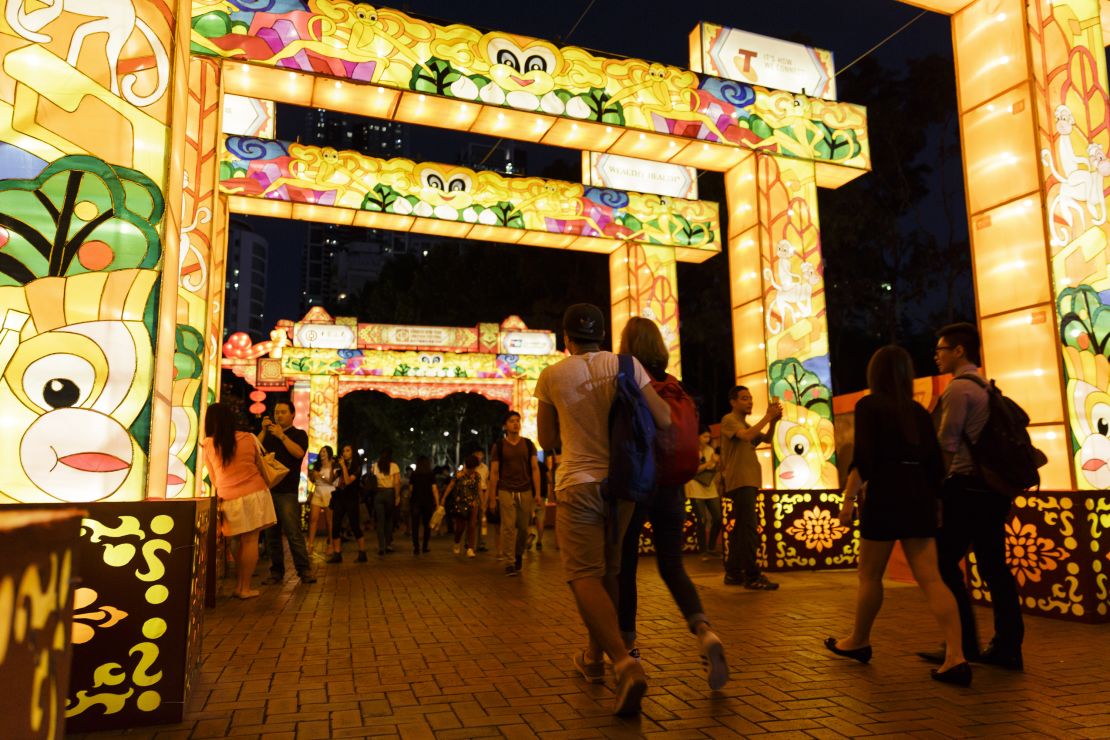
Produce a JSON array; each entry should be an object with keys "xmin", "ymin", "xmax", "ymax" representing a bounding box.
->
[
  {"xmin": 500, "ymin": 331, "xmax": 557, "ymax": 356},
  {"xmin": 582, "ymin": 152, "xmax": 698, "ymax": 200},
  {"xmin": 293, "ymin": 323, "xmax": 356, "ymax": 349},
  {"xmin": 691, "ymin": 23, "xmax": 837, "ymax": 100}
]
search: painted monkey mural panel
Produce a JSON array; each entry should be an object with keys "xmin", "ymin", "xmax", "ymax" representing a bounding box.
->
[{"xmin": 0, "ymin": 156, "xmax": 163, "ymax": 504}]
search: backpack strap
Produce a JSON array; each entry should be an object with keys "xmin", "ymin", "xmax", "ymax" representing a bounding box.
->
[{"xmin": 951, "ymin": 373, "xmax": 988, "ymax": 389}]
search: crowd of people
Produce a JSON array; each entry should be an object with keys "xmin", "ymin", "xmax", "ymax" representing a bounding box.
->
[{"xmin": 201, "ymin": 306, "xmax": 1025, "ymax": 715}]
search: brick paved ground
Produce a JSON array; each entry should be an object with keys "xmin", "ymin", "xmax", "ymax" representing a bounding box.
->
[{"xmin": 75, "ymin": 532, "xmax": 1110, "ymax": 739}]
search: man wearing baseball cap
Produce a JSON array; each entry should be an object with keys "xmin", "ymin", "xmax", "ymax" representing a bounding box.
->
[{"xmin": 534, "ymin": 303, "xmax": 671, "ymax": 716}]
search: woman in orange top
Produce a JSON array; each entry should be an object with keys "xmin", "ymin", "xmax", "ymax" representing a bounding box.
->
[{"xmin": 203, "ymin": 402, "xmax": 278, "ymax": 599}]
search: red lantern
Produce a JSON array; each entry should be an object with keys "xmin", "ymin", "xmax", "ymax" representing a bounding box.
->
[
  {"xmin": 249, "ymin": 390, "xmax": 267, "ymax": 402},
  {"xmin": 249, "ymin": 402, "xmax": 266, "ymax": 415}
]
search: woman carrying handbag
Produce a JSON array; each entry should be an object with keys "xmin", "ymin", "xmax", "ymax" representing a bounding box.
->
[{"xmin": 203, "ymin": 403, "xmax": 278, "ymax": 599}]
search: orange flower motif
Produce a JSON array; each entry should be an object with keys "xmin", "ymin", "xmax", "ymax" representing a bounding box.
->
[
  {"xmin": 1004, "ymin": 517, "xmax": 1069, "ymax": 587},
  {"xmin": 785, "ymin": 507, "xmax": 848, "ymax": 552}
]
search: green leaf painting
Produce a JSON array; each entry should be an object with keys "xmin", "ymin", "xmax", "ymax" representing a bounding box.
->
[
  {"xmin": 0, "ymin": 155, "xmax": 164, "ymax": 287},
  {"xmin": 1059, "ymin": 285, "xmax": 1110, "ymax": 355},
  {"xmin": 769, "ymin": 358, "xmax": 833, "ymax": 420}
]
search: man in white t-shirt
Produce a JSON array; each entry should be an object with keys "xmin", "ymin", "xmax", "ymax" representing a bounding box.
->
[{"xmin": 535, "ymin": 303, "xmax": 671, "ymax": 717}]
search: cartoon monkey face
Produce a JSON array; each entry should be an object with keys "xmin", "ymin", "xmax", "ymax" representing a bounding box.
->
[
  {"xmin": 775, "ymin": 240, "xmax": 795, "ymax": 260},
  {"xmin": 1088, "ymin": 143, "xmax": 1110, "ymax": 176},
  {"xmin": 418, "ymin": 166, "xmax": 475, "ymax": 210},
  {"xmin": 484, "ymin": 36, "xmax": 560, "ymax": 96},
  {"xmin": 1, "ymin": 319, "xmax": 152, "ymax": 503},
  {"xmin": 1071, "ymin": 374, "xmax": 1110, "ymax": 489},
  {"xmin": 773, "ymin": 408, "xmax": 837, "ymax": 490},
  {"xmin": 1063, "ymin": 346, "xmax": 1110, "ymax": 489},
  {"xmin": 1054, "ymin": 105, "xmax": 1075, "ymax": 135},
  {"xmin": 799, "ymin": 262, "xmax": 819, "ymax": 285}
]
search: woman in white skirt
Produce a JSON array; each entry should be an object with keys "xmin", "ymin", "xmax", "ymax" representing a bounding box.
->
[
  {"xmin": 203, "ymin": 402, "xmax": 279, "ymax": 599},
  {"xmin": 307, "ymin": 445, "xmax": 337, "ymax": 555}
]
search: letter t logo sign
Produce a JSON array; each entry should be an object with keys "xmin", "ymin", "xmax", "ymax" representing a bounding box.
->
[{"xmin": 734, "ymin": 48, "xmax": 758, "ymax": 74}]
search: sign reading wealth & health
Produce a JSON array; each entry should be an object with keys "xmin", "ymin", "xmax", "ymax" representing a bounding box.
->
[{"xmin": 582, "ymin": 152, "xmax": 698, "ymax": 200}]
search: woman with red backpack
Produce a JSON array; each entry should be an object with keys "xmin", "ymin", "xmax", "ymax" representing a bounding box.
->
[{"xmin": 615, "ymin": 317, "xmax": 729, "ymax": 691}]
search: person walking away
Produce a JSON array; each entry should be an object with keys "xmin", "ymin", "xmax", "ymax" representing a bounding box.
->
[
  {"xmin": 326, "ymin": 444, "xmax": 367, "ymax": 563},
  {"xmin": 409, "ymin": 455, "xmax": 440, "ymax": 554},
  {"xmin": 489, "ymin": 411, "xmax": 542, "ymax": 576},
  {"xmin": 535, "ymin": 303, "xmax": 672, "ymax": 716},
  {"xmin": 686, "ymin": 427, "xmax": 723, "ymax": 558},
  {"xmin": 203, "ymin": 402, "xmax": 277, "ymax": 598},
  {"xmin": 443, "ymin": 455, "xmax": 482, "ymax": 556},
  {"xmin": 307, "ymin": 445, "xmax": 337, "ymax": 557},
  {"xmin": 825, "ymin": 345, "xmax": 970, "ymax": 686},
  {"xmin": 257, "ymin": 400, "xmax": 316, "ymax": 585},
  {"xmin": 474, "ymin": 449, "xmax": 493, "ymax": 553},
  {"xmin": 615, "ymin": 318, "xmax": 729, "ymax": 690},
  {"xmin": 532, "ymin": 452, "xmax": 552, "ymax": 550},
  {"xmin": 719, "ymin": 387, "xmax": 781, "ymax": 589},
  {"xmin": 920, "ymin": 322, "xmax": 1025, "ymax": 670},
  {"xmin": 372, "ymin": 448, "xmax": 401, "ymax": 555}
]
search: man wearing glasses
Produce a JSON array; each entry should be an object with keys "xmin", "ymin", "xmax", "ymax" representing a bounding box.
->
[{"xmin": 920, "ymin": 322, "xmax": 1024, "ymax": 671}]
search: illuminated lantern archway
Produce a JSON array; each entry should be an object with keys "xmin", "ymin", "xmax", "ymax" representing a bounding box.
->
[
  {"xmin": 5, "ymin": 0, "xmax": 1110, "ymax": 727},
  {"xmin": 221, "ymin": 308, "xmax": 563, "ymax": 492}
]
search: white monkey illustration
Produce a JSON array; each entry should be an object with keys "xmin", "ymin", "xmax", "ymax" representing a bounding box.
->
[
  {"xmin": 1044, "ymin": 105, "xmax": 1084, "ymax": 178},
  {"xmin": 1043, "ymin": 139, "xmax": 1110, "ymax": 246},
  {"xmin": 763, "ymin": 240, "xmax": 818, "ymax": 333},
  {"xmin": 6, "ymin": 0, "xmax": 169, "ymax": 107}
]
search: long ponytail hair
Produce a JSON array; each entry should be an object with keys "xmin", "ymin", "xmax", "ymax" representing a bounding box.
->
[{"xmin": 204, "ymin": 402, "xmax": 238, "ymax": 466}]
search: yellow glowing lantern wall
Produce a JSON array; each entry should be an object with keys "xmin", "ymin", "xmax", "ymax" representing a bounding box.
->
[
  {"xmin": 168, "ymin": 56, "xmax": 226, "ymax": 499},
  {"xmin": 610, "ymin": 243, "xmax": 682, "ymax": 377},
  {"xmin": 0, "ymin": 2, "xmax": 183, "ymax": 505},
  {"xmin": 949, "ymin": 0, "xmax": 1110, "ymax": 490},
  {"xmin": 726, "ymin": 154, "xmax": 836, "ymax": 490}
]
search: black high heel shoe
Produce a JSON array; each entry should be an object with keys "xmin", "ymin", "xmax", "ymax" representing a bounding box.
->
[
  {"xmin": 930, "ymin": 662, "xmax": 972, "ymax": 687},
  {"xmin": 823, "ymin": 637, "xmax": 872, "ymax": 664}
]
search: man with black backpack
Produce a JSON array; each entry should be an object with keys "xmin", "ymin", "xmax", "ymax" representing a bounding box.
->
[
  {"xmin": 921, "ymin": 322, "xmax": 1025, "ymax": 671},
  {"xmin": 489, "ymin": 410, "xmax": 541, "ymax": 576},
  {"xmin": 535, "ymin": 303, "xmax": 671, "ymax": 716}
]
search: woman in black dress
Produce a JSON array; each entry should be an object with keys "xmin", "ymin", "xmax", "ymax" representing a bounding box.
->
[
  {"xmin": 409, "ymin": 455, "xmax": 440, "ymax": 555},
  {"xmin": 824, "ymin": 345, "xmax": 970, "ymax": 686}
]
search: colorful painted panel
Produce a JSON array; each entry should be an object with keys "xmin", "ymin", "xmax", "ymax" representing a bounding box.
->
[
  {"xmin": 967, "ymin": 491, "xmax": 1110, "ymax": 623},
  {"xmin": 220, "ymin": 136, "xmax": 720, "ymax": 253},
  {"xmin": 277, "ymin": 346, "xmax": 562, "ymax": 381},
  {"xmin": 758, "ymin": 155, "xmax": 836, "ymax": 490},
  {"xmin": 63, "ymin": 500, "xmax": 208, "ymax": 732},
  {"xmin": 190, "ymin": 1, "xmax": 868, "ymax": 170},
  {"xmin": 610, "ymin": 243, "xmax": 682, "ymax": 378},
  {"xmin": 0, "ymin": 159, "xmax": 164, "ymax": 504},
  {"xmin": 359, "ymin": 323, "xmax": 480, "ymax": 352},
  {"xmin": 1032, "ymin": 1, "xmax": 1110, "ymax": 490},
  {"xmin": 1, "ymin": 0, "xmax": 180, "ymax": 505},
  {"xmin": 0, "ymin": 508, "xmax": 83, "ymax": 740}
]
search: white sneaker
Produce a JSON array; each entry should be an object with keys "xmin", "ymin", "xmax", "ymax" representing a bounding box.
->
[
  {"xmin": 466, "ymin": 548, "xmax": 476, "ymax": 558},
  {"xmin": 699, "ymin": 630, "xmax": 729, "ymax": 690},
  {"xmin": 453, "ymin": 544, "xmax": 461, "ymax": 555}
]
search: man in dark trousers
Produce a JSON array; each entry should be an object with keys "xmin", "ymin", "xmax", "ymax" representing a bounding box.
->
[
  {"xmin": 258, "ymin": 399, "xmax": 316, "ymax": 585},
  {"xmin": 920, "ymin": 322, "xmax": 1023, "ymax": 669}
]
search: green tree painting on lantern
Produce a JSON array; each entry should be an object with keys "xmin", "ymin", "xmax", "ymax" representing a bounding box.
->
[{"xmin": 768, "ymin": 358, "xmax": 837, "ymax": 490}]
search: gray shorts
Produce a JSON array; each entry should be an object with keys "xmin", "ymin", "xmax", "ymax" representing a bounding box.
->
[{"xmin": 554, "ymin": 482, "xmax": 634, "ymax": 582}]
